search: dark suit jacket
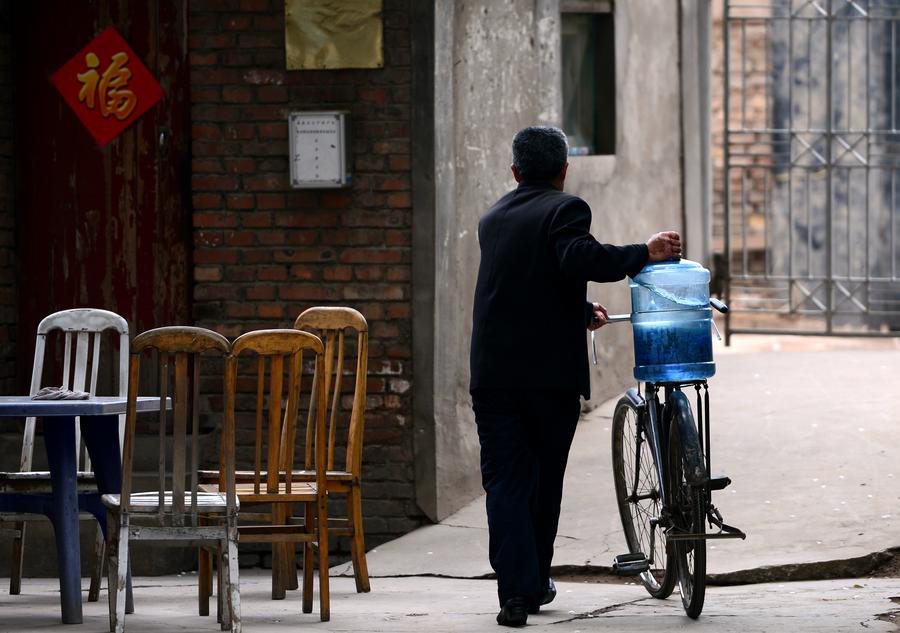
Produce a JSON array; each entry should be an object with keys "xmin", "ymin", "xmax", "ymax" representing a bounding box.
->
[{"xmin": 469, "ymin": 181, "xmax": 649, "ymax": 399}]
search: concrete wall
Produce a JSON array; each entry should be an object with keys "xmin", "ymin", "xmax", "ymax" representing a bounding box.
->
[
  {"xmin": 569, "ymin": 0, "xmax": 685, "ymax": 405},
  {"xmin": 414, "ymin": 0, "xmax": 560, "ymax": 522},
  {"xmin": 681, "ymin": 0, "xmax": 713, "ymax": 267},
  {"xmin": 414, "ymin": 0, "xmax": 686, "ymax": 521}
]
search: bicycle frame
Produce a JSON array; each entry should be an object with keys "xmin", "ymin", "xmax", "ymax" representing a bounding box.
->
[{"xmin": 609, "ymin": 296, "xmax": 742, "ymax": 618}]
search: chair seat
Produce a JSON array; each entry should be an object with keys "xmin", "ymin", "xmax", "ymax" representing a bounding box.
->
[
  {"xmin": 0, "ymin": 511, "xmax": 99, "ymax": 523},
  {"xmin": 292, "ymin": 470, "xmax": 355, "ymax": 493},
  {"xmin": 102, "ymin": 491, "xmax": 234, "ymax": 513},
  {"xmin": 0, "ymin": 470, "xmax": 97, "ymax": 493},
  {"xmin": 292, "ymin": 469, "xmax": 355, "ymax": 483},
  {"xmin": 200, "ymin": 481, "xmax": 318, "ymax": 503},
  {"xmin": 198, "ymin": 469, "xmax": 355, "ymax": 486}
]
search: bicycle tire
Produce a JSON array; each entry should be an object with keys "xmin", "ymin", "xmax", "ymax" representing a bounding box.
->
[
  {"xmin": 667, "ymin": 404, "xmax": 707, "ymax": 619},
  {"xmin": 611, "ymin": 396, "xmax": 675, "ymax": 599}
]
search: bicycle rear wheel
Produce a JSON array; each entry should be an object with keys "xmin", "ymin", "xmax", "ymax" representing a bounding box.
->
[
  {"xmin": 612, "ymin": 396, "xmax": 674, "ymax": 599},
  {"xmin": 667, "ymin": 407, "xmax": 707, "ymax": 618}
]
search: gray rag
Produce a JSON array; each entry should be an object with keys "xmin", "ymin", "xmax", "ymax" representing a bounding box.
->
[{"xmin": 32, "ymin": 386, "xmax": 90, "ymax": 400}]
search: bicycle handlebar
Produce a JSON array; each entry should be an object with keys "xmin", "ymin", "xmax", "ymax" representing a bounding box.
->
[
  {"xmin": 709, "ymin": 298, "xmax": 729, "ymax": 313},
  {"xmin": 591, "ymin": 299, "xmax": 729, "ymax": 365},
  {"xmin": 600, "ymin": 298, "xmax": 729, "ymax": 325}
]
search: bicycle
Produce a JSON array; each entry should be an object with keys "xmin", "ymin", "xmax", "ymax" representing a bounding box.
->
[{"xmin": 598, "ymin": 298, "xmax": 745, "ymax": 618}]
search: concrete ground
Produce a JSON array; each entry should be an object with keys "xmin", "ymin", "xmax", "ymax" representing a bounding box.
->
[
  {"xmin": 342, "ymin": 334, "xmax": 900, "ymax": 581},
  {"xmin": 2, "ymin": 335, "xmax": 899, "ymax": 631},
  {"xmin": 0, "ymin": 571, "xmax": 898, "ymax": 632}
]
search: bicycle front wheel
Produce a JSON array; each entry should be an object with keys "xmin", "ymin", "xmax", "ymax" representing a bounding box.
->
[
  {"xmin": 667, "ymin": 406, "xmax": 707, "ymax": 619},
  {"xmin": 612, "ymin": 395, "xmax": 674, "ymax": 599}
]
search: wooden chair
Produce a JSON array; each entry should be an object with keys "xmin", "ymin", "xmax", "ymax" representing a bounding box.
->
[
  {"xmin": 1, "ymin": 308, "xmax": 128, "ymax": 601},
  {"xmin": 293, "ymin": 306, "xmax": 370, "ymax": 593},
  {"xmin": 103, "ymin": 326, "xmax": 240, "ymax": 633},
  {"xmin": 198, "ymin": 329, "xmax": 330, "ymax": 621},
  {"xmin": 205, "ymin": 308, "xmax": 371, "ymax": 596}
]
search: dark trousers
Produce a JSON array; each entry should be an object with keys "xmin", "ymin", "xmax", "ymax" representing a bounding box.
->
[{"xmin": 472, "ymin": 388, "xmax": 580, "ymax": 606}]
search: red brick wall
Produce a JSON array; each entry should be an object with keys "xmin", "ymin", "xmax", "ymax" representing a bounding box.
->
[
  {"xmin": 711, "ymin": 2, "xmax": 770, "ymax": 253},
  {"xmin": 188, "ymin": 0, "xmax": 423, "ymax": 554},
  {"xmin": 0, "ymin": 3, "xmax": 15, "ymax": 395}
]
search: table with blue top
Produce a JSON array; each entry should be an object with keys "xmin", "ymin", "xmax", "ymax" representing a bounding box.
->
[{"xmin": 0, "ymin": 396, "xmax": 169, "ymax": 624}]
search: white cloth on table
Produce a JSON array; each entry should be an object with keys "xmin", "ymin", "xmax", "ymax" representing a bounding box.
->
[{"xmin": 31, "ymin": 386, "xmax": 90, "ymax": 400}]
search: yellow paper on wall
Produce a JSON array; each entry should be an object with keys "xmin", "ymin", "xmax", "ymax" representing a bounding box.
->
[{"xmin": 285, "ymin": 0, "xmax": 384, "ymax": 70}]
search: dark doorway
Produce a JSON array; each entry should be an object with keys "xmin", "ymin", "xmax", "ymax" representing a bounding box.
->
[{"xmin": 12, "ymin": 0, "xmax": 192, "ymax": 393}]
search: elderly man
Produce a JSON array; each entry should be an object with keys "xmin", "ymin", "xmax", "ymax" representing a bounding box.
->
[{"xmin": 469, "ymin": 126, "xmax": 682, "ymax": 627}]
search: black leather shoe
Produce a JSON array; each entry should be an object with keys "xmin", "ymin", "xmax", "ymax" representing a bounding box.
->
[
  {"xmin": 497, "ymin": 597, "xmax": 529, "ymax": 627},
  {"xmin": 527, "ymin": 578, "xmax": 557, "ymax": 614}
]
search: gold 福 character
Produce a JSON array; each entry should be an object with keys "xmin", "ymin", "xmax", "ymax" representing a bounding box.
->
[{"xmin": 75, "ymin": 50, "xmax": 138, "ymax": 120}]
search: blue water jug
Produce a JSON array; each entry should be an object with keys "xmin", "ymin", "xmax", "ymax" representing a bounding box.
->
[{"xmin": 629, "ymin": 259, "xmax": 715, "ymax": 382}]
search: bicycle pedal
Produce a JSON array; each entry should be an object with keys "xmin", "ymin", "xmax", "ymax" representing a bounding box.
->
[
  {"xmin": 612, "ymin": 553, "xmax": 650, "ymax": 576},
  {"xmin": 708, "ymin": 475, "xmax": 731, "ymax": 491}
]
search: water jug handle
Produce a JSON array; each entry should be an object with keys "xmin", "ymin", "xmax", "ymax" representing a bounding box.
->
[{"xmin": 710, "ymin": 298, "xmax": 729, "ymax": 313}]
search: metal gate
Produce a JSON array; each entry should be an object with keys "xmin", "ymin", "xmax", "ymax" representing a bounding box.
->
[{"xmin": 722, "ymin": 0, "xmax": 900, "ymax": 340}]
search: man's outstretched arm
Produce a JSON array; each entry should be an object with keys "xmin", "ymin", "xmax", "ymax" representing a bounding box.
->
[{"xmin": 550, "ymin": 197, "xmax": 682, "ymax": 282}]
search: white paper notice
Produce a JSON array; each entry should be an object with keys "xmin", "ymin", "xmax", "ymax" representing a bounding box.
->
[{"xmin": 289, "ymin": 112, "xmax": 346, "ymax": 187}]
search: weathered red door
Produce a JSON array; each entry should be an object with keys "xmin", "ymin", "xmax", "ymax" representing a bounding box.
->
[{"xmin": 13, "ymin": 0, "xmax": 191, "ymax": 391}]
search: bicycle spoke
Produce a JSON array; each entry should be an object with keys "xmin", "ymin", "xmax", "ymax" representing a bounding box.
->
[
  {"xmin": 619, "ymin": 407, "xmax": 666, "ymax": 583},
  {"xmin": 613, "ymin": 395, "xmax": 674, "ymax": 599}
]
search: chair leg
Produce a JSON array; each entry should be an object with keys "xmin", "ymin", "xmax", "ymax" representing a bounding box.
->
[
  {"xmin": 9, "ymin": 521, "xmax": 25, "ymax": 595},
  {"xmin": 107, "ymin": 515, "xmax": 129, "ymax": 633},
  {"xmin": 125, "ymin": 560, "xmax": 134, "ymax": 615},
  {"xmin": 199, "ymin": 544, "xmax": 212, "ymax": 616},
  {"xmin": 284, "ymin": 541, "xmax": 298, "ymax": 591},
  {"xmin": 271, "ymin": 504, "xmax": 286, "ymax": 600},
  {"xmin": 88, "ymin": 523, "xmax": 106, "ymax": 602},
  {"xmin": 219, "ymin": 541, "xmax": 232, "ymax": 632},
  {"xmin": 107, "ymin": 517, "xmax": 118, "ymax": 633},
  {"xmin": 216, "ymin": 544, "xmax": 224, "ymax": 624},
  {"xmin": 301, "ymin": 504, "xmax": 314, "ymax": 614},
  {"xmin": 283, "ymin": 502, "xmax": 298, "ymax": 592},
  {"xmin": 225, "ymin": 529, "xmax": 242, "ymax": 633},
  {"xmin": 114, "ymin": 522, "xmax": 129, "ymax": 633},
  {"xmin": 348, "ymin": 486, "xmax": 371, "ymax": 593},
  {"xmin": 316, "ymin": 498, "xmax": 329, "ymax": 622}
]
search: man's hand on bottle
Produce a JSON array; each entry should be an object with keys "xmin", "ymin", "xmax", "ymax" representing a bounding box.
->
[{"xmin": 646, "ymin": 231, "xmax": 682, "ymax": 262}]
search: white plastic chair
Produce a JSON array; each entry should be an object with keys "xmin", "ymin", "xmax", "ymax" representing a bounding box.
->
[{"xmin": 3, "ymin": 308, "xmax": 129, "ymax": 600}]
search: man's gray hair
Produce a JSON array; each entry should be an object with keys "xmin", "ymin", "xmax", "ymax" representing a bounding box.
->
[{"xmin": 512, "ymin": 126, "xmax": 568, "ymax": 182}]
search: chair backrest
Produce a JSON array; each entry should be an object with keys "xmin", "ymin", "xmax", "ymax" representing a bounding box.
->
[
  {"xmin": 294, "ymin": 307, "xmax": 368, "ymax": 476},
  {"xmin": 224, "ymin": 329, "xmax": 326, "ymax": 495},
  {"xmin": 20, "ymin": 308, "xmax": 129, "ymax": 472},
  {"xmin": 121, "ymin": 326, "xmax": 231, "ymax": 526}
]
